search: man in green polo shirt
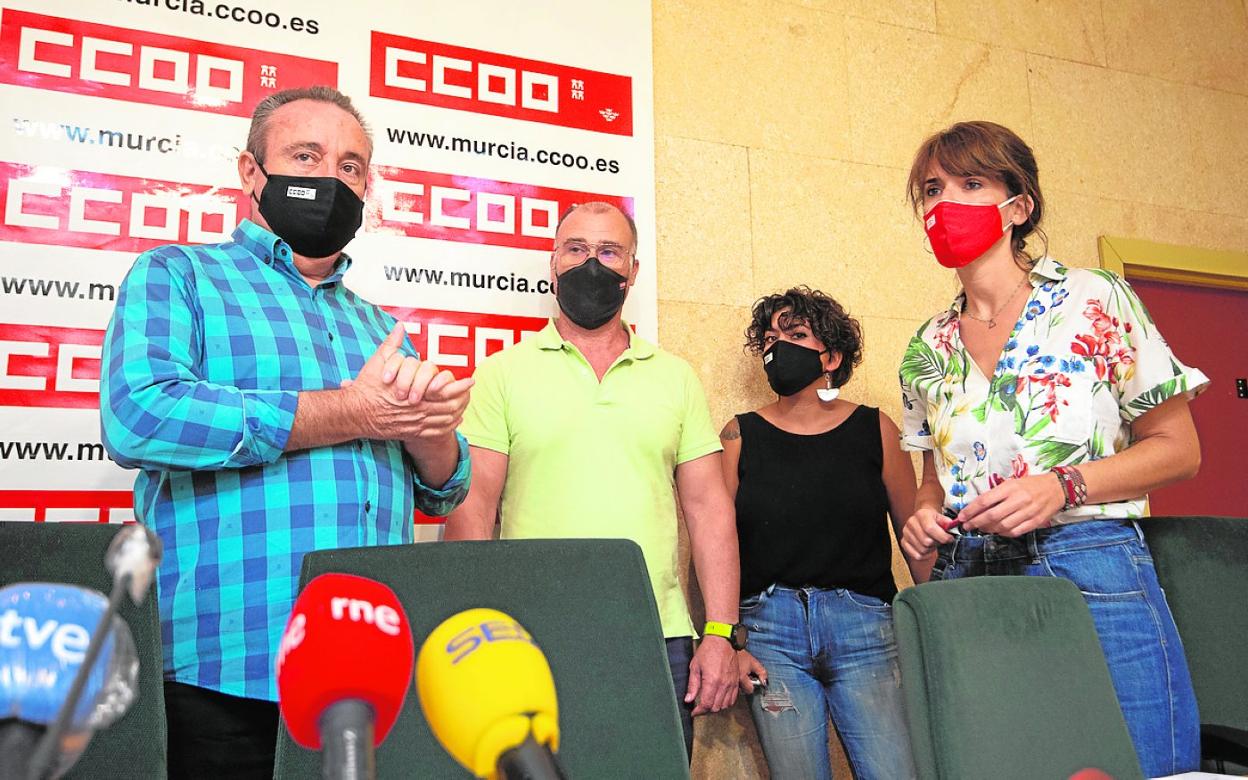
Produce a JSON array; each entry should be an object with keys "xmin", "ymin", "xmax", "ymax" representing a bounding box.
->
[{"xmin": 444, "ymin": 201, "xmax": 741, "ymax": 760}]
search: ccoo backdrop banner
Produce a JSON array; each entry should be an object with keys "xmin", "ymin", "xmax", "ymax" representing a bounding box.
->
[{"xmin": 0, "ymin": 0, "xmax": 657, "ymax": 537}]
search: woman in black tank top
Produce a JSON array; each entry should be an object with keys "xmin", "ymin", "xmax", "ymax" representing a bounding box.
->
[{"xmin": 720, "ymin": 287, "xmax": 930, "ymax": 780}]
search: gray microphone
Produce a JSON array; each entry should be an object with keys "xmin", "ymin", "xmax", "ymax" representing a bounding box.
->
[
  {"xmin": 105, "ymin": 524, "xmax": 163, "ymax": 604},
  {"xmin": 25, "ymin": 524, "xmax": 161, "ymax": 779}
]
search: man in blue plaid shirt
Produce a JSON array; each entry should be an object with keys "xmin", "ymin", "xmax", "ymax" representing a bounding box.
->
[{"xmin": 100, "ymin": 86, "xmax": 472, "ymax": 777}]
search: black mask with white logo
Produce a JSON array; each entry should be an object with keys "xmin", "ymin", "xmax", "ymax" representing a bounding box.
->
[
  {"xmin": 254, "ymin": 162, "xmax": 363, "ymax": 258},
  {"xmin": 555, "ymin": 257, "xmax": 629, "ymax": 330},
  {"xmin": 763, "ymin": 340, "xmax": 828, "ymax": 396}
]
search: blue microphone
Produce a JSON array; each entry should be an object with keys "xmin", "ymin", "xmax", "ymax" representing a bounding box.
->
[
  {"xmin": 24, "ymin": 524, "xmax": 158, "ymax": 780},
  {"xmin": 0, "ymin": 583, "xmax": 138, "ymax": 779}
]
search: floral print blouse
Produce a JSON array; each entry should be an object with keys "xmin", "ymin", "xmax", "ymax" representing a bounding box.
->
[{"xmin": 899, "ymin": 258, "xmax": 1209, "ymax": 523}]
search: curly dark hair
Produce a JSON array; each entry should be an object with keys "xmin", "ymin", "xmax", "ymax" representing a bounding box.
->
[{"xmin": 745, "ymin": 286, "xmax": 863, "ymax": 389}]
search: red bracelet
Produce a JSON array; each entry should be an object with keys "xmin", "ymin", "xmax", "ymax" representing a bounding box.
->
[
  {"xmin": 1052, "ymin": 466, "xmax": 1088, "ymax": 510},
  {"xmin": 1053, "ymin": 469, "xmax": 1076, "ymax": 508}
]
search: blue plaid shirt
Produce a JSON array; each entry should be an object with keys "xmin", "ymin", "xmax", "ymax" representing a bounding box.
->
[{"xmin": 101, "ymin": 220, "xmax": 470, "ymax": 700}]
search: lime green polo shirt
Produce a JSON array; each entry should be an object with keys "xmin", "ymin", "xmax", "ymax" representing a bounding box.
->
[{"xmin": 460, "ymin": 319, "xmax": 722, "ymax": 638}]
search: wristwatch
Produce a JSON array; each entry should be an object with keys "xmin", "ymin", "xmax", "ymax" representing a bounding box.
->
[{"xmin": 703, "ymin": 620, "xmax": 748, "ymax": 651}]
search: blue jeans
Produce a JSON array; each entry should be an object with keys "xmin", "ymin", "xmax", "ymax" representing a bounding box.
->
[
  {"xmin": 740, "ymin": 585, "xmax": 916, "ymax": 780},
  {"xmin": 932, "ymin": 520, "xmax": 1199, "ymax": 777},
  {"xmin": 666, "ymin": 637, "xmax": 694, "ymax": 763}
]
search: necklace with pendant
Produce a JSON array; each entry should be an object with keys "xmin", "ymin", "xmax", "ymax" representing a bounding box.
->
[{"xmin": 962, "ymin": 274, "xmax": 1029, "ymax": 329}]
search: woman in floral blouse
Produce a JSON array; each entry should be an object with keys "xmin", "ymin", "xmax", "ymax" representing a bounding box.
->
[{"xmin": 897, "ymin": 121, "xmax": 1208, "ymax": 778}]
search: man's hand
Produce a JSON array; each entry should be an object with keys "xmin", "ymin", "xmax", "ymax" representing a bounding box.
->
[
  {"xmin": 686, "ymin": 635, "xmax": 738, "ymax": 716},
  {"xmin": 345, "ymin": 323, "xmax": 473, "ymax": 441},
  {"xmin": 957, "ymin": 473, "xmax": 1065, "ymax": 537}
]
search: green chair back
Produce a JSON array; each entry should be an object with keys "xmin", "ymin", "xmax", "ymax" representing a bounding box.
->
[
  {"xmin": 1139, "ymin": 515, "xmax": 1248, "ymax": 769},
  {"xmin": 273, "ymin": 538, "xmax": 690, "ymax": 779},
  {"xmin": 1138, "ymin": 516, "xmax": 1248, "ymax": 732},
  {"xmin": 894, "ymin": 576, "xmax": 1142, "ymax": 780}
]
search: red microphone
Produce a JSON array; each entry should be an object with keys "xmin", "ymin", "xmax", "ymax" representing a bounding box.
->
[{"xmin": 276, "ymin": 573, "xmax": 414, "ymax": 780}]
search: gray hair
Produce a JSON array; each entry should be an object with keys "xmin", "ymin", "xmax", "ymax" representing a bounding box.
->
[{"xmin": 246, "ymin": 86, "xmax": 373, "ymax": 165}]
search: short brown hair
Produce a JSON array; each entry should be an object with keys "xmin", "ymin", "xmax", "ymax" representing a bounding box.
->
[
  {"xmin": 246, "ymin": 86, "xmax": 372, "ymax": 165},
  {"xmin": 906, "ymin": 121, "xmax": 1047, "ymax": 265},
  {"xmin": 555, "ymin": 202, "xmax": 638, "ymax": 249},
  {"xmin": 745, "ymin": 286, "xmax": 863, "ymax": 389}
]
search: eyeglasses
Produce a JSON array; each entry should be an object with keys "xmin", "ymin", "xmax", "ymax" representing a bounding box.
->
[{"xmin": 554, "ymin": 240, "xmax": 633, "ymax": 265}]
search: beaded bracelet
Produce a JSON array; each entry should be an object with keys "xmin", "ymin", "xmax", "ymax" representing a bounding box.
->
[{"xmin": 1052, "ymin": 465, "xmax": 1088, "ymax": 510}]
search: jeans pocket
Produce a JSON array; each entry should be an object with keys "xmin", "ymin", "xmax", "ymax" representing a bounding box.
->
[
  {"xmin": 733, "ymin": 589, "xmax": 763, "ymax": 621},
  {"xmin": 739, "ymin": 589, "xmax": 767, "ymax": 614},
  {"xmin": 739, "ymin": 590, "xmax": 770, "ymax": 634},
  {"xmin": 842, "ymin": 590, "xmax": 893, "ymax": 612},
  {"xmin": 1040, "ymin": 542, "xmax": 1145, "ymax": 599}
]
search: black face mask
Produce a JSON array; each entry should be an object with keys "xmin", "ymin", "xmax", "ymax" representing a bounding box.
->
[
  {"xmin": 555, "ymin": 257, "xmax": 629, "ymax": 330},
  {"xmin": 254, "ymin": 162, "xmax": 364, "ymax": 258},
  {"xmin": 763, "ymin": 340, "xmax": 828, "ymax": 396}
]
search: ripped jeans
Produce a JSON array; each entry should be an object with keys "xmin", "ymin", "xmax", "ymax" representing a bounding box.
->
[{"xmin": 741, "ymin": 585, "xmax": 916, "ymax": 780}]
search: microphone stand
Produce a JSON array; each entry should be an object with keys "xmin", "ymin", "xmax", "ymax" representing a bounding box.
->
[
  {"xmin": 497, "ymin": 732, "xmax": 567, "ymax": 780},
  {"xmin": 1, "ymin": 720, "xmax": 45, "ymax": 779},
  {"xmin": 319, "ymin": 699, "xmax": 376, "ymax": 780},
  {"xmin": 24, "ymin": 573, "xmax": 130, "ymax": 780}
]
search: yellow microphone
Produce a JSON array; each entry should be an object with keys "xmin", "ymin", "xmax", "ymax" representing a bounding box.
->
[{"xmin": 415, "ymin": 608, "xmax": 564, "ymax": 780}]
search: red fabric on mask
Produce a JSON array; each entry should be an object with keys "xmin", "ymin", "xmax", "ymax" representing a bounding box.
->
[{"xmin": 923, "ymin": 196, "xmax": 1016, "ymax": 268}]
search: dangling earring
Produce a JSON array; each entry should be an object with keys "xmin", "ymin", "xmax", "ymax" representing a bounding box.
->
[{"xmin": 816, "ymin": 373, "xmax": 839, "ymax": 402}]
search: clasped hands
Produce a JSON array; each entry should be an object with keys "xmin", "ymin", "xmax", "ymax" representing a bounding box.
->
[
  {"xmin": 342, "ymin": 323, "xmax": 474, "ymax": 443},
  {"xmin": 900, "ymin": 474, "xmax": 1067, "ymax": 561}
]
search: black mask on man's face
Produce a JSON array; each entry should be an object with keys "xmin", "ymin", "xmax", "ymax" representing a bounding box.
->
[
  {"xmin": 555, "ymin": 257, "xmax": 629, "ymax": 330},
  {"xmin": 254, "ymin": 161, "xmax": 364, "ymax": 258},
  {"xmin": 763, "ymin": 340, "xmax": 828, "ymax": 396}
]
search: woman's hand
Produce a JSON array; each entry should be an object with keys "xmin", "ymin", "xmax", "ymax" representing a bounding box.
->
[
  {"xmin": 901, "ymin": 505, "xmax": 954, "ymax": 560},
  {"xmin": 957, "ymin": 473, "xmax": 1065, "ymax": 536},
  {"xmin": 737, "ymin": 650, "xmax": 767, "ymax": 694}
]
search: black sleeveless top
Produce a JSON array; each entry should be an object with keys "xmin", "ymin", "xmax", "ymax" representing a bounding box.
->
[{"xmin": 735, "ymin": 406, "xmax": 898, "ymax": 601}]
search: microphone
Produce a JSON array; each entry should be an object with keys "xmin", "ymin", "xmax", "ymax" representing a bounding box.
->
[
  {"xmin": 25, "ymin": 524, "xmax": 159, "ymax": 780},
  {"xmin": 276, "ymin": 573, "xmax": 414, "ymax": 780},
  {"xmin": 416, "ymin": 608, "xmax": 565, "ymax": 780},
  {"xmin": 104, "ymin": 524, "xmax": 162, "ymax": 605},
  {"xmin": 0, "ymin": 583, "xmax": 139, "ymax": 780}
]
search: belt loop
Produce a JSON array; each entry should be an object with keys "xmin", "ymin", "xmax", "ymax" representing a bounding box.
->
[
  {"xmin": 1026, "ymin": 530, "xmax": 1042, "ymax": 563},
  {"xmin": 949, "ymin": 530, "xmax": 963, "ymax": 561},
  {"xmin": 1132, "ymin": 520, "xmax": 1146, "ymax": 544},
  {"xmin": 765, "ymin": 583, "xmax": 776, "ymax": 596}
]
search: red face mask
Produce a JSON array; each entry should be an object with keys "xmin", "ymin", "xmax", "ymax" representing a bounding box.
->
[{"xmin": 923, "ymin": 195, "xmax": 1020, "ymax": 268}]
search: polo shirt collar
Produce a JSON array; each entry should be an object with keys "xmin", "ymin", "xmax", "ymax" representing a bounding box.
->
[
  {"xmin": 534, "ymin": 320, "xmax": 566, "ymax": 350},
  {"xmin": 538, "ymin": 318, "xmax": 655, "ymax": 360},
  {"xmin": 232, "ymin": 219, "xmax": 353, "ymax": 284}
]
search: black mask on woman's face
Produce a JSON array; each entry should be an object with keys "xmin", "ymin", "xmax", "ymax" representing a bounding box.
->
[
  {"xmin": 555, "ymin": 258, "xmax": 629, "ymax": 330},
  {"xmin": 254, "ymin": 162, "xmax": 364, "ymax": 258},
  {"xmin": 763, "ymin": 340, "xmax": 828, "ymax": 396}
]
